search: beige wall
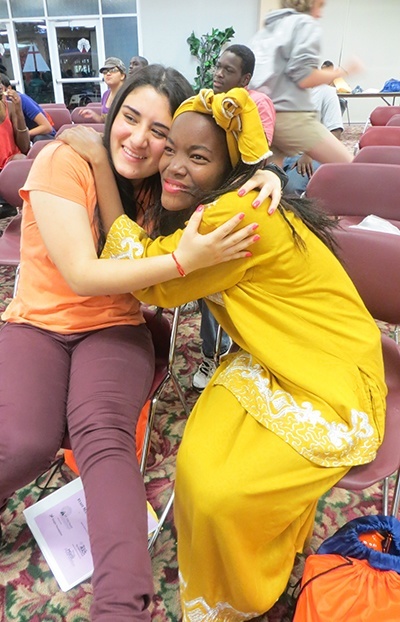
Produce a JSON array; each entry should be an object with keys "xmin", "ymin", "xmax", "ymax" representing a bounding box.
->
[{"xmin": 259, "ymin": 0, "xmax": 279, "ymax": 26}]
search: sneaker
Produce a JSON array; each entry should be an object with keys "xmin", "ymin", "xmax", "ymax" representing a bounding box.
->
[
  {"xmin": 180, "ymin": 301, "xmax": 199, "ymax": 314},
  {"xmin": 192, "ymin": 356, "xmax": 216, "ymax": 391}
]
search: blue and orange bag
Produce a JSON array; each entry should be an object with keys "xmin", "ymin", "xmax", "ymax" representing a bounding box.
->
[{"xmin": 293, "ymin": 515, "xmax": 400, "ymax": 621}]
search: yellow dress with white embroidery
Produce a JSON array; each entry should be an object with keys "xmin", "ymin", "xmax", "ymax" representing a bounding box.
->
[{"xmin": 101, "ymin": 191, "xmax": 386, "ymax": 620}]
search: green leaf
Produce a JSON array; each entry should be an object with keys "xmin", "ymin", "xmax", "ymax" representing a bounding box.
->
[{"xmin": 187, "ymin": 26, "xmax": 235, "ymax": 93}]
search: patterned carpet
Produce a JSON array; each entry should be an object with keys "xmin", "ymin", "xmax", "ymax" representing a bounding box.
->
[{"xmin": 0, "ymin": 123, "xmax": 392, "ymax": 621}]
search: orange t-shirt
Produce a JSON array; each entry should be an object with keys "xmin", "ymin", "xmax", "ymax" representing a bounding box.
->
[{"xmin": 2, "ymin": 141, "xmax": 143, "ymax": 333}]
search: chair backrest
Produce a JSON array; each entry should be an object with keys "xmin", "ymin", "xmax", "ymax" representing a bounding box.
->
[
  {"xmin": 306, "ymin": 162, "xmax": 400, "ymax": 220},
  {"xmin": 0, "ymin": 213, "xmax": 22, "ymax": 266},
  {"xmin": 333, "ymin": 226, "xmax": 400, "ymax": 325},
  {"xmin": 55, "ymin": 122, "xmax": 105, "ymax": 138},
  {"xmin": 70, "ymin": 106, "xmax": 102, "ymax": 123},
  {"xmin": 386, "ymin": 114, "xmax": 400, "ymax": 127},
  {"xmin": 359, "ymin": 126, "xmax": 400, "ymax": 149},
  {"xmin": 26, "ymin": 139, "xmax": 54, "ymax": 159},
  {"xmin": 42, "ymin": 107, "xmax": 72, "ymax": 130},
  {"xmin": 41, "ymin": 103, "xmax": 67, "ymax": 109},
  {"xmin": 353, "ymin": 145, "xmax": 400, "ymax": 165},
  {"xmin": 370, "ymin": 106, "xmax": 400, "ymax": 126},
  {"xmin": 86, "ymin": 102, "xmax": 102, "ymax": 110},
  {"xmin": 0, "ymin": 158, "xmax": 34, "ymax": 208}
]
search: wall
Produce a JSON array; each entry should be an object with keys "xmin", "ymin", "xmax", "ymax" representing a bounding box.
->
[
  {"xmin": 320, "ymin": 0, "xmax": 400, "ymax": 123},
  {"xmin": 139, "ymin": 0, "xmax": 260, "ymax": 86}
]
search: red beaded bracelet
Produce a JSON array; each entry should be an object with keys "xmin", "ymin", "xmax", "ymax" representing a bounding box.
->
[{"xmin": 172, "ymin": 251, "xmax": 186, "ymax": 277}]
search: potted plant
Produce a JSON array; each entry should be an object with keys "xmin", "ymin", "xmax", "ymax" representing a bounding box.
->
[{"xmin": 187, "ymin": 26, "xmax": 235, "ymax": 92}]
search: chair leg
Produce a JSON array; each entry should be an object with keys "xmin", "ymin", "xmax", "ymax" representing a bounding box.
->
[
  {"xmin": 171, "ymin": 370, "xmax": 190, "ymax": 416},
  {"xmin": 390, "ymin": 470, "xmax": 400, "ymax": 516},
  {"xmin": 382, "ymin": 476, "xmax": 390, "ymax": 515},
  {"xmin": 147, "ymin": 488, "xmax": 175, "ymax": 553},
  {"xmin": 13, "ymin": 264, "xmax": 20, "ymax": 297}
]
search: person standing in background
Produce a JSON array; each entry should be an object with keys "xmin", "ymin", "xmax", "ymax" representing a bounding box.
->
[
  {"xmin": 79, "ymin": 57, "xmax": 126, "ymax": 123},
  {"xmin": 249, "ymin": 0, "xmax": 362, "ymax": 165}
]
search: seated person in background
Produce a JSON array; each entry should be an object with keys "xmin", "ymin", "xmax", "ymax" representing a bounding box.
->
[
  {"xmin": 128, "ymin": 55, "xmax": 149, "ymax": 76},
  {"xmin": 97, "ymin": 88, "xmax": 386, "ymax": 621},
  {"xmin": 0, "ymin": 76, "xmax": 30, "ymax": 171},
  {"xmin": 321, "ymin": 59, "xmax": 352, "ymax": 93},
  {"xmin": 79, "ymin": 57, "xmax": 126, "ymax": 123},
  {"xmin": 193, "ymin": 43, "xmax": 279, "ymax": 391},
  {"xmin": 0, "ymin": 74, "xmax": 55, "ymax": 143},
  {"xmin": 283, "ymin": 81, "xmax": 344, "ymax": 196}
]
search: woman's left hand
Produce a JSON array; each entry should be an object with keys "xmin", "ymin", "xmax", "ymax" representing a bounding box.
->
[
  {"xmin": 174, "ymin": 206, "xmax": 260, "ymax": 275},
  {"xmin": 237, "ymin": 169, "xmax": 282, "ymax": 215}
]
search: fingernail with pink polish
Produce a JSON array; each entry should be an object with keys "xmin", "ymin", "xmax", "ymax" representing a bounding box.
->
[
  {"xmin": 252, "ymin": 200, "xmax": 260, "ymax": 208},
  {"xmin": 196, "ymin": 204, "xmax": 204, "ymax": 212},
  {"xmin": 253, "ymin": 235, "xmax": 261, "ymax": 242},
  {"xmin": 238, "ymin": 189, "xmax": 246, "ymax": 197},
  {"xmin": 238, "ymin": 212, "xmax": 245, "ymax": 220},
  {"xmin": 245, "ymin": 251, "xmax": 252, "ymax": 257},
  {"xmin": 252, "ymin": 223, "xmax": 259, "ymax": 230}
]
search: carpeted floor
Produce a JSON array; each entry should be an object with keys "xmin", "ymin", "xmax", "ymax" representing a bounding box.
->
[{"xmin": 0, "ymin": 123, "xmax": 392, "ymax": 622}]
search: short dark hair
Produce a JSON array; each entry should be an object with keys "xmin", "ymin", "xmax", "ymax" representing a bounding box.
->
[
  {"xmin": 223, "ymin": 44, "xmax": 255, "ymax": 77},
  {"xmin": 321, "ymin": 60, "xmax": 334, "ymax": 69}
]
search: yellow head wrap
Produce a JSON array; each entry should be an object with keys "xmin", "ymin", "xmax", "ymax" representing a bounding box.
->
[{"xmin": 173, "ymin": 87, "xmax": 272, "ymax": 167}]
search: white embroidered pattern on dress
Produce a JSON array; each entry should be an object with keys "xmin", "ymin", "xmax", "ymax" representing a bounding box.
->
[
  {"xmin": 215, "ymin": 351, "xmax": 378, "ymax": 467},
  {"xmin": 180, "ymin": 573, "xmax": 258, "ymax": 622},
  {"xmin": 109, "ymin": 236, "xmax": 144, "ymax": 260}
]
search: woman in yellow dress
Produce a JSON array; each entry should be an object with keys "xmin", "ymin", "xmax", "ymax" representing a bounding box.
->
[{"xmin": 101, "ymin": 89, "xmax": 386, "ymax": 620}]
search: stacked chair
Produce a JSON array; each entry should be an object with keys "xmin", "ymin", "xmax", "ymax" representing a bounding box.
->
[
  {"xmin": 306, "ymin": 161, "xmax": 400, "ymax": 516},
  {"xmin": 0, "ymin": 159, "xmax": 34, "ymax": 293},
  {"xmin": 306, "ymin": 162, "xmax": 400, "ymax": 227},
  {"xmin": 70, "ymin": 106, "xmax": 103, "ymax": 123},
  {"xmin": 359, "ymin": 126, "xmax": 400, "ymax": 150},
  {"xmin": 55, "ymin": 122, "xmax": 104, "ymax": 137},
  {"xmin": 353, "ymin": 145, "xmax": 400, "ymax": 164},
  {"xmin": 358, "ymin": 105, "xmax": 400, "ymax": 151}
]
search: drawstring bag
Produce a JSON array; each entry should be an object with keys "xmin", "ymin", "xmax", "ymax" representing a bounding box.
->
[{"xmin": 292, "ymin": 515, "xmax": 400, "ymax": 621}]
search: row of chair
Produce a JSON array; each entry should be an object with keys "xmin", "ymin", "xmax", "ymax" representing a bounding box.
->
[
  {"xmin": 40, "ymin": 104, "xmax": 103, "ymax": 131},
  {"xmin": 305, "ymin": 146, "xmax": 400, "ymax": 515},
  {"xmin": 359, "ymin": 105, "xmax": 400, "ymax": 150}
]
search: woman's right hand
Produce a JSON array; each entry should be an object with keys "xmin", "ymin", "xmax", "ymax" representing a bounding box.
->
[
  {"xmin": 57, "ymin": 125, "xmax": 106, "ymax": 166},
  {"xmin": 173, "ymin": 206, "xmax": 260, "ymax": 274}
]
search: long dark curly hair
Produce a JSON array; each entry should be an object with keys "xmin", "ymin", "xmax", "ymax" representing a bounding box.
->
[{"xmin": 153, "ymin": 156, "xmax": 339, "ymax": 254}]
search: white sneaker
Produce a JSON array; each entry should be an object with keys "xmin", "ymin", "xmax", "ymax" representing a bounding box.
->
[
  {"xmin": 180, "ymin": 301, "xmax": 199, "ymax": 314},
  {"xmin": 192, "ymin": 356, "xmax": 216, "ymax": 391}
]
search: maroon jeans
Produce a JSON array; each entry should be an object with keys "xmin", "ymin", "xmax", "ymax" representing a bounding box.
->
[{"xmin": 0, "ymin": 322, "xmax": 155, "ymax": 621}]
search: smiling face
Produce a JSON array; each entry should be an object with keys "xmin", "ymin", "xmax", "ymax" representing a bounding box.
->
[
  {"xmin": 110, "ymin": 85, "xmax": 173, "ymax": 183},
  {"xmin": 159, "ymin": 111, "xmax": 232, "ymax": 212}
]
